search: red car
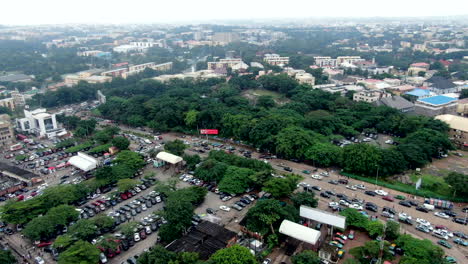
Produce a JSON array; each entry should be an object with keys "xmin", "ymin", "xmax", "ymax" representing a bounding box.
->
[
  {"xmin": 139, "ymin": 230, "xmax": 147, "ymax": 240},
  {"xmin": 120, "ymin": 193, "xmax": 128, "ymax": 200},
  {"xmin": 334, "ymin": 237, "xmax": 346, "ymax": 244},
  {"xmin": 435, "ymin": 225, "xmax": 448, "ymax": 230},
  {"xmin": 382, "ymin": 196, "xmax": 394, "ymax": 202},
  {"xmin": 37, "ymin": 241, "xmax": 53, "ymax": 248}
]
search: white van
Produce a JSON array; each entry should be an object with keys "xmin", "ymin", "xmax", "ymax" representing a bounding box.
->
[{"xmin": 423, "ymin": 204, "xmax": 435, "ymax": 211}]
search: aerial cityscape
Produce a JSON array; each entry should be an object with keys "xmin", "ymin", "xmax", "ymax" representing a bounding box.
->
[{"xmin": 0, "ymin": 2, "xmax": 467, "ymax": 264}]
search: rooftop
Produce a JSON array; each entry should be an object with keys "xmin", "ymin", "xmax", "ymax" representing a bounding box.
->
[
  {"xmin": 426, "ymin": 76, "xmax": 456, "ymax": 89},
  {"xmin": 405, "ymin": 88, "xmax": 431, "ymax": 97},
  {"xmin": 0, "ymin": 162, "xmax": 39, "ymax": 181},
  {"xmin": 417, "ymin": 95, "xmax": 457, "ymax": 106},
  {"xmin": 435, "ymin": 114, "xmax": 468, "ymax": 132}
]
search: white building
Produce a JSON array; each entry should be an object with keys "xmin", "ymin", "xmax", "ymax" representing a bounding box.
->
[
  {"xmin": 113, "ymin": 45, "xmax": 145, "ymax": 53},
  {"xmin": 16, "ymin": 109, "xmax": 66, "ymax": 138},
  {"xmin": 263, "ymin": 54, "xmax": 289, "ymax": 66}
]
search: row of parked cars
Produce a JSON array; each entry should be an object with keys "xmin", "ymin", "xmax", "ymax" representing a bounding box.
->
[
  {"xmin": 79, "ymin": 179, "xmax": 157, "ymax": 219},
  {"xmin": 109, "ymin": 191, "xmax": 163, "ymax": 226}
]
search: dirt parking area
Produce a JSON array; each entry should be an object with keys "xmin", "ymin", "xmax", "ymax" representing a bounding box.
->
[{"xmin": 423, "ymin": 150, "xmax": 468, "ymax": 175}]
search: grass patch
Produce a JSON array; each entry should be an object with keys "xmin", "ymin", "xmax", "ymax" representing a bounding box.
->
[
  {"xmin": 340, "ymin": 172, "xmax": 467, "ymax": 202},
  {"xmin": 248, "ymin": 89, "xmax": 282, "ymax": 98},
  {"xmin": 409, "ymin": 174, "xmax": 452, "ymax": 197}
]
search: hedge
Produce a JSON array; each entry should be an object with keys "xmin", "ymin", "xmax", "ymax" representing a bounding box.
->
[
  {"xmin": 65, "ymin": 141, "xmax": 94, "ymax": 153},
  {"xmin": 89, "ymin": 143, "xmax": 112, "ymax": 154},
  {"xmin": 340, "ymin": 172, "xmax": 468, "ymax": 203}
]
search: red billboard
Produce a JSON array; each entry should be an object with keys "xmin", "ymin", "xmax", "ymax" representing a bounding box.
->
[{"xmin": 200, "ymin": 129, "xmax": 219, "ymax": 135}]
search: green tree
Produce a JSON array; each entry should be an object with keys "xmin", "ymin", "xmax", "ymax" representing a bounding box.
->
[
  {"xmin": 209, "ymin": 245, "xmax": 256, "ymax": 264},
  {"xmin": 291, "ymin": 250, "xmax": 321, "ymax": 264},
  {"xmin": 263, "ymin": 174, "xmax": 301, "ymax": 198},
  {"xmin": 184, "ymin": 110, "xmax": 199, "ymax": 128},
  {"xmin": 290, "ymin": 192, "xmax": 318, "ymax": 209},
  {"xmin": 92, "ymin": 214, "xmax": 115, "ymax": 231},
  {"xmin": 0, "ymin": 249, "xmax": 16, "ymax": 264},
  {"xmin": 460, "ymin": 89, "xmax": 468, "ymax": 99},
  {"xmin": 117, "ymin": 178, "xmax": 139, "ymax": 192},
  {"xmin": 342, "ymin": 144, "xmax": 381, "ymax": 176},
  {"xmin": 445, "ymin": 171, "xmax": 468, "ymax": 197},
  {"xmin": 343, "ymin": 259, "xmax": 360, "ymax": 264},
  {"xmin": 194, "ymin": 159, "xmax": 228, "ymax": 183},
  {"xmin": 305, "ymin": 142, "xmax": 342, "ymax": 167},
  {"xmin": 164, "ymin": 139, "xmax": 187, "ymax": 156},
  {"xmin": 350, "ymin": 241, "xmax": 393, "ymax": 263},
  {"xmin": 340, "ymin": 208, "xmax": 369, "ymax": 229},
  {"xmin": 183, "ymin": 154, "xmax": 201, "ymax": 171},
  {"xmin": 275, "ymin": 126, "xmax": 317, "ymax": 160},
  {"xmin": 58, "ymin": 240, "xmax": 100, "ymax": 264},
  {"xmin": 93, "ymin": 130, "xmax": 113, "ymax": 144},
  {"xmin": 218, "ymin": 166, "xmax": 254, "ymax": 194},
  {"xmin": 68, "ymin": 219, "xmax": 98, "ymax": 241},
  {"xmin": 113, "ymin": 150, "xmax": 145, "ymax": 171},
  {"xmin": 257, "ymin": 95, "xmax": 276, "ymax": 108},
  {"xmin": 366, "ymin": 220, "xmax": 384, "ymax": 238},
  {"xmin": 112, "ymin": 136, "xmax": 130, "ymax": 150},
  {"xmin": 54, "ymin": 234, "xmax": 75, "ymax": 250},
  {"xmin": 118, "ymin": 222, "xmax": 139, "ymax": 238},
  {"xmin": 385, "ymin": 220, "xmax": 400, "ymax": 240},
  {"xmin": 395, "ymin": 234, "xmax": 445, "ymax": 264},
  {"xmin": 245, "ymin": 199, "xmax": 299, "ymax": 235},
  {"xmin": 137, "ymin": 245, "xmax": 177, "ymax": 264}
]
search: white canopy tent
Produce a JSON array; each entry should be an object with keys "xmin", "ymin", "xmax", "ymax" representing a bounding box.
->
[
  {"xmin": 279, "ymin": 220, "xmax": 321, "ymax": 245},
  {"xmin": 300, "ymin": 205, "xmax": 346, "ymax": 229},
  {"xmin": 156, "ymin": 151, "xmax": 183, "ymax": 164},
  {"xmin": 68, "ymin": 152, "xmax": 98, "ymax": 172}
]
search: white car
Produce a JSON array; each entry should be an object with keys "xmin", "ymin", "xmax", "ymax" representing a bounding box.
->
[
  {"xmin": 346, "ymin": 185, "xmax": 357, "ymax": 191},
  {"xmin": 329, "ymin": 202, "xmax": 339, "ymax": 208},
  {"xmin": 35, "ymin": 256, "xmax": 45, "ymax": 264},
  {"xmin": 355, "ymin": 184, "xmax": 366, "ymax": 190},
  {"xmin": 141, "ymin": 204, "xmax": 147, "ymax": 211},
  {"xmin": 219, "ymin": 205, "xmax": 231, "ymax": 212},
  {"xmin": 385, "ymin": 140, "xmax": 393, "ymax": 144},
  {"xmin": 311, "ymin": 175, "xmax": 323, "ymax": 180},
  {"xmin": 134, "ymin": 187, "xmax": 142, "ymax": 193},
  {"xmin": 155, "ymin": 196, "xmax": 162, "ymax": 203},
  {"xmin": 134, "ymin": 233, "xmax": 141, "ymax": 242},
  {"xmin": 339, "ymin": 200, "xmax": 350, "ymax": 207},
  {"xmin": 416, "ymin": 218, "xmax": 431, "ymax": 227},
  {"xmin": 99, "ymin": 253, "xmax": 108, "ymax": 264},
  {"xmin": 434, "ymin": 212, "xmax": 449, "ymax": 219},
  {"xmin": 375, "ymin": 189, "xmax": 388, "ymax": 196},
  {"xmin": 349, "ymin": 203, "xmax": 363, "ymax": 210}
]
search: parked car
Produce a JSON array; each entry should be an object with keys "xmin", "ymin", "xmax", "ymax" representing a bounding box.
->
[
  {"xmin": 382, "ymin": 196, "xmax": 394, "ymax": 202},
  {"xmin": 434, "ymin": 212, "xmax": 450, "ymax": 219},
  {"xmin": 437, "ymin": 240, "xmax": 452, "ymax": 249},
  {"xmin": 416, "ymin": 206, "xmax": 429, "ymax": 213},
  {"xmin": 365, "ymin": 191, "xmax": 377, "ymax": 196}
]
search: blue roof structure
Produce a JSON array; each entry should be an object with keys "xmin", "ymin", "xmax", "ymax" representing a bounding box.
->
[
  {"xmin": 405, "ymin": 88, "xmax": 430, "ymax": 97},
  {"xmin": 418, "ymin": 95, "xmax": 457, "ymax": 106}
]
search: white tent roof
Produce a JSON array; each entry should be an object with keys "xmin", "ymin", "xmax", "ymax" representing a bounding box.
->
[
  {"xmin": 300, "ymin": 205, "xmax": 346, "ymax": 229},
  {"xmin": 156, "ymin": 151, "xmax": 183, "ymax": 164},
  {"xmin": 279, "ymin": 220, "xmax": 321, "ymax": 245},
  {"xmin": 68, "ymin": 152, "xmax": 98, "ymax": 172}
]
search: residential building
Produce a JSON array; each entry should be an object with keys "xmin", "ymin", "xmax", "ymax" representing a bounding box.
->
[
  {"xmin": 10, "ymin": 90, "xmax": 25, "ymax": 106},
  {"xmin": 388, "ymin": 84, "xmax": 416, "ymax": 95},
  {"xmin": 153, "ymin": 70, "xmax": 224, "ymax": 82},
  {"xmin": 212, "ymin": 32, "xmax": 240, "ymax": 44},
  {"xmin": 456, "ymin": 98, "xmax": 468, "ymax": 116},
  {"xmin": 336, "ymin": 56, "xmax": 364, "ymax": 65},
  {"xmin": 0, "ymin": 97, "xmax": 15, "ymax": 111},
  {"xmin": 407, "ymin": 62, "xmax": 430, "ymax": 76},
  {"xmin": 0, "ymin": 114, "xmax": 14, "ymax": 149},
  {"xmin": 353, "ymin": 90, "xmax": 391, "ymax": 103},
  {"xmin": 435, "ymin": 114, "xmax": 468, "ymax": 149},
  {"xmin": 113, "ymin": 44, "xmax": 145, "ymax": 53},
  {"xmin": 359, "ymin": 79, "xmax": 391, "ymax": 90},
  {"xmin": 77, "ymin": 50, "xmax": 110, "ymax": 57},
  {"xmin": 295, "ymin": 72, "xmax": 315, "ymax": 85},
  {"xmin": 414, "ymin": 95, "xmax": 458, "ymax": 117},
  {"xmin": 250, "ymin": 62, "xmax": 264, "ymax": 69},
  {"xmin": 424, "ymin": 76, "xmax": 459, "ymax": 94},
  {"xmin": 16, "ymin": 109, "xmax": 66, "ymax": 138},
  {"xmin": 314, "ymin": 56, "xmax": 337, "ymax": 68},
  {"xmin": 263, "ymin": 54, "xmax": 289, "ymax": 66},
  {"xmin": 207, "ymin": 58, "xmax": 246, "ymax": 70},
  {"xmin": 101, "ymin": 68, "xmax": 128, "ymax": 78},
  {"xmin": 375, "ymin": 96, "xmax": 415, "ymax": 113},
  {"xmin": 65, "ymin": 71, "xmax": 111, "ymax": 86}
]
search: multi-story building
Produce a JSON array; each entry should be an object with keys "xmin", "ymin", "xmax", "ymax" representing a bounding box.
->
[
  {"xmin": 16, "ymin": 109, "xmax": 66, "ymax": 138},
  {"xmin": 314, "ymin": 57, "xmax": 337, "ymax": 68},
  {"xmin": 0, "ymin": 97, "xmax": 15, "ymax": 111},
  {"xmin": 414, "ymin": 95, "xmax": 458, "ymax": 117},
  {"xmin": 207, "ymin": 59, "xmax": 247, "ymax": 70},
  {"xmin": 10, "ymin": 90, "xmax": 25, "ymax": 107},
  {"xmin": 65, "ymin": 70, "xmax": 111, "ymax": 86},
  {"xmin": 0, "ymin": 114, "xmax": 14, "ymax": 149},
  {"xmin": 457, "ymin": 98, "xmax": 468, "ymax": 116},
  {"xmin": 353, "ymin": 90, "xmax": 391, "ymax": 103},
  {"xmin": 212, "ymin": 32, "xmax": 240, "ymax": 44},
  {"xmin": 121, "ymin": 62, "xmax": 173, "ymax": 78},
  {"xmin": 336, "ymin": 56, "xmax": 364, "ymax": 65},
  {"xmin": 77, "ymin": 50, "xmax": 110, "ymax": 57},
  {"xmin": 101, "ymin": 68, "xmax": 128, "ymax": 78},
  {"xmin": 113, "ymin": 45, "xmax": 145, "ymax": 53},
  {"xmin": 263, "ymin": 54, "xmax": 289, "ymax": 66},
  {"xmin": 435, "ymin": 114, "xmax": 468, "ymax": 149}
]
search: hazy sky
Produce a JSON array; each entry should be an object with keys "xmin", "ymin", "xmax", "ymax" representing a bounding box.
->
[{"xmin": 2, "ymin": 0, "xmax": 467, "ymax": 25}]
